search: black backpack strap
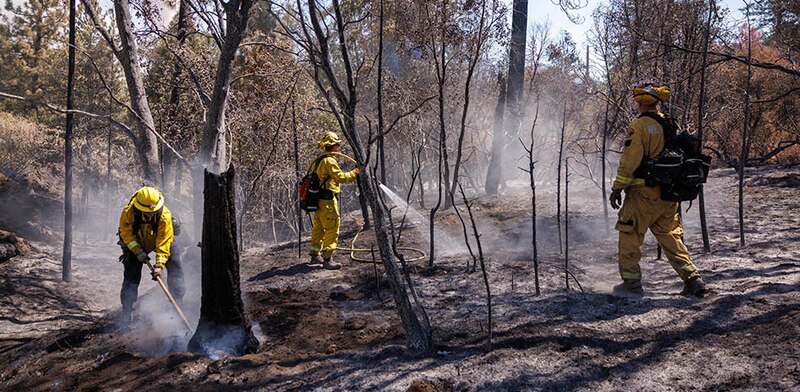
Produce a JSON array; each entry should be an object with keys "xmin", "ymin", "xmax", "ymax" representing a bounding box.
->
[
  {"xmin": 313, "ymin": 154, "xmax": 334, "ymax": 187},
  {"xmin": 638, "ymin": 112, "xmax": 677, "ymax": 139},
  {"xmin": 131, "ymin": 201, "xmax": 162, "ymax": 234}
]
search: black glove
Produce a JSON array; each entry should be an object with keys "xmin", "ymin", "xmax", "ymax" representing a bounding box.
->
[
  {"xmin": 609, "ymin": 189, "xmax": 623, "ymax": 210},
  {"xmin": 135, "ymin": 250, "xmax": 149, "ymax": 264}
]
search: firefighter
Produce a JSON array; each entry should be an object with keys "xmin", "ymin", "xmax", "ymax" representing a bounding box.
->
[
  {"xmin": 117, "ymin": 186, "xmax": 184, "ymax": 323},
  {"xmin": 609, "ymin": 80, "xmax": 707, "ymax": 297},
  {"xmin": 309, "ymin": 131, "xmax": 359, "ymax": 270}
]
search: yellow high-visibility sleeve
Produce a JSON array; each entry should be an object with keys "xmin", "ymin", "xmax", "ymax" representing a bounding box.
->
[
  {"xmin": 118, "ymin": 203, "xmax": 174, "ymax": 267},
  {"xmin": 119, "ymin": 204, "xmax": 140, "ymax": 251},
  {"xmin": 614, "ymin": 125, "xmax": 644, "ymax": 190},
  {"xmin": 317, "ymin": 155, "xmax": 357, "ymax": 194},
  {"xmin": 154, "ymin": 207, "xmax": 174, "ymax": 267}
]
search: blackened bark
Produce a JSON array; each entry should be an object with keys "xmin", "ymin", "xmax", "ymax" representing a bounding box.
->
[
  {"xmin": 601, "ymin": 101, "xmax": 610, "ymax": 232},
  {"xmin": 739, "ymin": 2, "xmax": 751, "ymax": 247},
  {"xmin": 486, "ymin": 0, "xmax": 527, "ymax": 195},
  {"xmin": 696, "ymin": 0, "xmax": 715, "ymax": 253},
  {"xmin": 188, "ymin": 167, "xmax": 258, "ymax": 356},
  {"xmin": 450, "ymin": 0, "xmax": 487, "ymax": 208},
  {"xmin": 377, "ymin": 0, "xmax": 386, "ymax": 185},
  {"xmin": 62, "ymin": 0, "xmax": 76, "ymax": 283},
  {"xmin": 521, "ymin": 102, "xmax": 541, "ymax": 295},
  {"xmin": 292, "ymin": 101, "xmax": 303, "ymax": 239},
  {"xmin": 564, "ymin": 161, "xmax": 570, "ymax": 289},
  {"xmin": 557, "ymin": 102, "xmax": 566, "ymax": 254}
]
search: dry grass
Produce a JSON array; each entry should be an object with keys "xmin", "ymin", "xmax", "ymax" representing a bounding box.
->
[{"xmin": 0, "ymin": 111, "xmax": 62, "ymax": 190}]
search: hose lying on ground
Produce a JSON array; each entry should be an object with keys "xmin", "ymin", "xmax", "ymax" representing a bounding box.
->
[
  {"xmin": 309, "ymin": 151, "xmax": 427, "ymax": 263},
  {"xmin": 339, "ymin": 227, "xmax": 427, "ymax": 263}
]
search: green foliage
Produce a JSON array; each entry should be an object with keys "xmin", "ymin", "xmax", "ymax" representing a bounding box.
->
[{"xmin": 0, "ymin": 0, "xmax": 68, "ymax": 126}]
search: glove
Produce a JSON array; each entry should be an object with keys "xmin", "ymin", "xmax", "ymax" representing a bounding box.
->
[
  {"xmin": 609, "ymin": 189, "xmax": 623, "ymax": 210},
  {"xmin": 151, "ymin": 265, "xmax": 163, "ymax": 281},
  {"xmin": 135, "ymin": 250, "xmax": 149, "ymax": 264}
]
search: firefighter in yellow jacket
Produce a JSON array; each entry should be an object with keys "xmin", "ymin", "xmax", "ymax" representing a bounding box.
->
[
  {"xmin": 309, "ymin": 131, "xmax": 359, "ymax": 270},
  {"xmin": 609, "ymin": 80, "xmax": 707, "ymax": 296},
  {"xmin": 118, "ymin": 186, "xmax": 184, "ymax": 323}
]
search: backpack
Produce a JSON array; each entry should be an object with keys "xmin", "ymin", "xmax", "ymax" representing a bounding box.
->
[
  {"xmin": 633, "ymin": 112, "xmax": 712, "ymax": 202},
  {"xmin": 299, "ymin": 155, "xmax": 334, "ymax": 212}
]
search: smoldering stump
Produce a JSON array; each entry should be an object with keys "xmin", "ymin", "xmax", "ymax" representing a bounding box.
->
[{"xmin": 188, "ymin": 167, "xmax": 259, "ymax": 356}]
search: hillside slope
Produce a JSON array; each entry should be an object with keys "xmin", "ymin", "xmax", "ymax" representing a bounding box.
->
[{"xmin": 1, "ymin": 165, "xmax": 798, "ymax": 391}]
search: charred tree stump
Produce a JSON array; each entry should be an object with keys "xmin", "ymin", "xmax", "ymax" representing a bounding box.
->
[{"xmin": 188, "ymin": 167, "xmax": 259, "ymax": 356}]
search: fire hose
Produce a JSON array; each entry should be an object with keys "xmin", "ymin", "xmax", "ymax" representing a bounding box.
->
[
  {"xmin": 339, "ymin": 229, "xmax": 427, "ymax": 263},
  {"xmin": 306, "ymin": 152, "xmax": 428, "ymax": 263}
]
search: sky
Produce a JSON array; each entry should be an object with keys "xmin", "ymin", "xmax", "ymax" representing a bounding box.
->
[
  {"xmin": 3, "ymin": 0, "xmax": 753, "ymax": 60},
  {"xmin": 535, "ymin": 0, "xmax": 749, "ymax": 48}
]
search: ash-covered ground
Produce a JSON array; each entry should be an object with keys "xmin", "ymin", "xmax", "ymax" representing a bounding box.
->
[{"xmin": 1, "ymin": 165, "xmax": 799, "ymax": 391}]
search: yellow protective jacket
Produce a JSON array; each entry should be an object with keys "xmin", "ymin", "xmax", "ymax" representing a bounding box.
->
[
  {"xmin": 613, "ymin": 111, "xmax": 667, "ymax": 191},
  {"xmin": 315, "ymin": 153, "xmax": 358, "ymax": 194},
  {"xmin": 119, "ymin": 202, "xmax": 174, "ymax": 267}
]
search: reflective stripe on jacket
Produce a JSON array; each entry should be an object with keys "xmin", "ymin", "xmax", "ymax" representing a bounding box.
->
[{"xmin": 119, "ymin": 202, "xmax": 174, "ymax": 267}]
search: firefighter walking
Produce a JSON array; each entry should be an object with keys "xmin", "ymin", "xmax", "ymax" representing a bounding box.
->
[
  {"xmin": 117, "ymin": 186, "xmax": 185, "ymax": 323},
  {"xmin": 308, "ymin": 131, "xmax": 359, "ymax": 270},
  {"xmin": 609, "ymin": 80, "xmax": 708, "ymax": 297}
]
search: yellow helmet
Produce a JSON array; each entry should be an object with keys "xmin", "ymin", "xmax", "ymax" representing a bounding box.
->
[
  {"xmin": 318, "ymin": 131, "xmax": 342, "ymax": 148},
  {"xmin": 633, "ymin": 79, "xmax": 670, "ymax": 105},
  {"xmin": 132, "ymin": 186, "xmax": 164, "ymax": 213}
]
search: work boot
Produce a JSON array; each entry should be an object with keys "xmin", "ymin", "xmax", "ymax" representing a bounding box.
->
[
  {"xmin": 322, "ymin": 257, "xmax": 342, "ymax": 270},
  {"xmin": 116, "ymin": 307, "xmax": 133, "ymax": 328},
  {"xmin": 612, "ymin": 279, "xmax": 644, "ymax": 296},
  {"xmin": 308, "ymin": 254, "xmax": 323, "ymax": 267},
  {"xmin": 681, "ymin": 276, "xmax": 708, "ymax": 297}
]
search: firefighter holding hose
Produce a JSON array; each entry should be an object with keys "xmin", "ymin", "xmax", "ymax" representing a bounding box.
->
[{"xmin": 308, "ymin": 131, "xmax": 359, "ymax": 270}]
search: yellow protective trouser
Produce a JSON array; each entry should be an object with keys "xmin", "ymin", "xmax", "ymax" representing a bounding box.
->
[
  {"xmin": 310, "ymin": 198, "xmax": 340, "ymax": 259},
  {"xmin": 615, "ymin": 187, "xmax": 701, "ymax": 282}
]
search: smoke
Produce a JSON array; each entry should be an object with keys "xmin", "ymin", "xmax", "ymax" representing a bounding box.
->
[
  {"xmin": 121, "ymin": 243, "xmax": 202, "ymax": 356},
  {"xmin": 192, "ymin": 324, "xmax": 252, "ymax": 360}
]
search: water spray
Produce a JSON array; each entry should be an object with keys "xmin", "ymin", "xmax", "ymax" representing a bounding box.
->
[{"xmin": 303, "ymin": 152, "xmax": 428, "ymax": 263}]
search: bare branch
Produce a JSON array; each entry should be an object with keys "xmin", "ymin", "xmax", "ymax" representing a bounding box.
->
[{"xmin": 79, "ymin": 0, "xmax": 120, "ymax": 54}]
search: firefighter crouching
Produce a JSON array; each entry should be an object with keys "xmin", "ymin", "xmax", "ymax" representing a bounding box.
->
[
  {"xmin": 609, "ymin": 80, "xmax": 708, "ymax": 297},
  {"xmin": 309, "ymin": 131, "xmax": 359, "ymax": 270},
  {"xmin": 117, "ymin": 186, "xmax": 185, "ymax": 323}
]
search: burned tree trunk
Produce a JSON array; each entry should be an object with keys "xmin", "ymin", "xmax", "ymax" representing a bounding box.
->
[
  {"xmin": 62, "ymin": 0, "xmax": 77, "ymax": 283},
  {"xmin": 520, "ymin": 101, "xmax": 540, "ymax": 295},
  {"xmin": 565, "ymin": 160, "xmax": 570, "ymax": 290},
  {"xmin": 557, "ymin": 102, "xmax": 567, "ymax": 254},
  {"xmin": 695, "ymin": 0, "xmax": 715, "ymax": 253},
  {"xmin": 294, "ymin": 0, "xmax": 433, "ymax": 353},
  {"xmin": 188, "ymin": 167, "xmax": 259, "ymax": 356},
  {"xmin": 739, "ymin": 3, "xmax": 752, "ymax": 247},
  {"xmin": 485, "ymin": 76, "xmax": 506, "ymax": 195},
  {"xmin": 486, "ymin": 0, "xmax": 527, "ymax": 195}
]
